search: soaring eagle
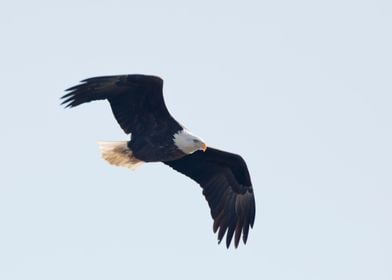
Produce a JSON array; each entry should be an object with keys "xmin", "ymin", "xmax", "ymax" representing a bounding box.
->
[{"xmin": 61, "ymin": 74, "xmax": 255, "ymax": 248}]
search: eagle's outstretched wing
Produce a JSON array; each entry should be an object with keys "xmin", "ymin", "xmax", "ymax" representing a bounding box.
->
[
  {"xmin": 61, "ymin": 75, "xmax": 182, "ymax": 135},
  {"xmin": 164, "ymin": 147, "xmax": 256, "ymax": 248}
]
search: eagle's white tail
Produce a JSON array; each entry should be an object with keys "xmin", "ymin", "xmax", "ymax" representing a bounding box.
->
[{"xmin": 98, "ymin": 141, "xmax": 143, "ymax": 170}]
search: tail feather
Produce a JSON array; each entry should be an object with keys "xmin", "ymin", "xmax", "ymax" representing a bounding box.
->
[{"xmin": 98, "ymin": 141, "xmax": 143, "ymax": 170}]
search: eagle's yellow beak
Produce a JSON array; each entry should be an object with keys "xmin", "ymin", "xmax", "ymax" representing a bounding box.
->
[{"xmin": 201, "ymin": 142, "xmax": 207, "ymax": 152}]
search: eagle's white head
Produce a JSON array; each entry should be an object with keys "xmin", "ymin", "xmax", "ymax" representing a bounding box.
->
[{"xmin": 173, "ymin": 129, "xmax": 207, "ymax": 154}]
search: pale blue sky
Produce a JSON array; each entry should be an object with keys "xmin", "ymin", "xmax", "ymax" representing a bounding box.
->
[{"xmin": 1, "ymin": 1, "xmax": 391, "ymax": 279}]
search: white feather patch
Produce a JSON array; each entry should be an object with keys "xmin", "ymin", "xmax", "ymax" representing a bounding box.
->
[
  {"xmin": 98, "ymin": 141, "xmax": 143, "ymax": 170},
  {"xmin": 173, "ymin": 129, "xmax": 204, "ymax": 154}
]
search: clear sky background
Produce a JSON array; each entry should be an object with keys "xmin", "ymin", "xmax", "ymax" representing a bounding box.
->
[{"xmin": 1, "ymin": 1, "xmax": 391, "ymax": 279}]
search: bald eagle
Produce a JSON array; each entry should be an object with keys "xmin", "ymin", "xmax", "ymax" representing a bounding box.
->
[{"xmin": 61, "ymin": 74, "xmax": 255, "ymax": 248}]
